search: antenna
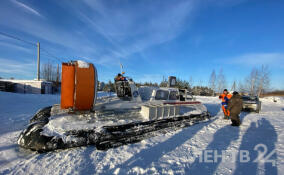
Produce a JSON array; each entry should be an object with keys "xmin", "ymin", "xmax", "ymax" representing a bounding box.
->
[
  {"xmin": 120, "ymin": 61, "xmax": 124, "ymax": 75},
  {"xmin": 37, "ymin": 42, "xmax": 40, "ymax": 81}
]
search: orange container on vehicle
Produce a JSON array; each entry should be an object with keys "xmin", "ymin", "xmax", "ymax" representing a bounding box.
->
[
  {"xmin": 74, "ymin": 63, "xmax": 96, "ymax": 110},
  {"xmin": 61, "ymin": 63, "xmax": 75, "ymax": 109},
  {"xmin": 60, "ymin": 61, "xmax": 97, "ymax": 111}
]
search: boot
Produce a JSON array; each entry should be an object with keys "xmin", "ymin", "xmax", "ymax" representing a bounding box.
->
[
  {"xmin": 231, "ymin": 120, "xmax": 240, "ymax": 126},
  {"xmin": 235, "ymin": 118, "xmax": 241, "ymax": 126}
]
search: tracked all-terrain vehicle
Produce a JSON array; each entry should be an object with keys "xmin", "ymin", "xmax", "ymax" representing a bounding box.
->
[{"xmin": 18, "ymin": 61, "xmax": 211, "ymax": 152}]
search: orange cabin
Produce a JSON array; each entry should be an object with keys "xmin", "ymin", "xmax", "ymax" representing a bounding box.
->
[{"xmin": 61, "ymin": 61, "xmax": 97, "ymax": 110}]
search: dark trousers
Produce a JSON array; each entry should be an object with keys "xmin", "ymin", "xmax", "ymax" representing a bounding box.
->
[{"xmin": 230, "ymin": 113, "xmax": 240, "ymax": 125}]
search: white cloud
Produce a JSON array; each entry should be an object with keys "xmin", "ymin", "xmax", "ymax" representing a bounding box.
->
[
  {"xmin": 0, "ymin": 58, "xmax": 36, "ymax": 76},
  {"xmin": 11, "ymin": 0, "xmax": 43, "ymax": 17},
  {"xmin": 229, "ymin": 53, "xmax": 284, "ymax": 68},
  {"xmin": 0, "ymin": 2, "xmax": 99, "ymax": 63},
  {"xmin": 133, "ymin": 74, "xmax": 164, "ymax": 83},
  {"xmin": 0, "ymin": 40, "xmax": 33, "ymax": 54},
  {"xmin": 78, "ymin": 0, "xmax": 198, "ymax": 65},
  {"xmin": 0, "ymin": 0, "xmax": 249, "ymax": 70}
]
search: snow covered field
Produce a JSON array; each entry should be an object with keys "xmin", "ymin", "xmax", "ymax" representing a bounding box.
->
[{"xmin": 0, "ymin": 91, "xmax": 283, "ymax": 174}]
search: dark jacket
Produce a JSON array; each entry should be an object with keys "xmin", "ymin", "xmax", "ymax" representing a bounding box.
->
[{"xmin": 228, "ymin": 94, "xmax": 243, "ymax": 115}]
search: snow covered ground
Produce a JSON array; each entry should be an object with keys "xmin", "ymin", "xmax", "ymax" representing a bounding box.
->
[{"xmin": 0, "ymin": 91, "xmax": 283, "ymax": 174}]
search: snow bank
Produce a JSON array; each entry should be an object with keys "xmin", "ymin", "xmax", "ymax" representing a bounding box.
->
[
  {"xmin": 261, "ymin": 96, "xmax": 284, "ymax": 104},
  {"xmin": 1, "ymin": 92, "xmax": 283, "ymax": 174},
  {"xmin": 77, "ymin": 60, "xmax": 89, "ymax": 68}
]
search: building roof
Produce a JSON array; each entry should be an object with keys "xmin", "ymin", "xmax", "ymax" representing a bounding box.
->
[{"xmin": 0, "ymin": 79, "xmax": 52, "ymax": 84}]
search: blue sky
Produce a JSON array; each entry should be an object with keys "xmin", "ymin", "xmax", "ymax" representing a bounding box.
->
[{"xmin": 0, "ymin": 0, "xmax": 283, "ymax": 90}]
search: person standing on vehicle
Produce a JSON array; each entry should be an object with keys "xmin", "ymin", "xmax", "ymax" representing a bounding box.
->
[
  {"xmin": 115, "ymin": 73, "xmax": 127, "ymax": 81},
  {"xmin": 115, "ymin": 73, "xmax": 122, "ymax": 81},
  {"xmin": 219, "ymin": 89, "xmax": 232, "ymax": 119},
  {"xmin": 228, "ymin": 91, "xmax": 243, "ymax": 126}
]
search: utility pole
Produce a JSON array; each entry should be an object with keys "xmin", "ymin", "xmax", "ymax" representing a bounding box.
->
[
  {"xmin": 37, "ymin": 42, "xmax": 40, "ymax": 81},
  {"xmin": 56, "ymin": 64, "xmax": 59, "ymax": 85}
]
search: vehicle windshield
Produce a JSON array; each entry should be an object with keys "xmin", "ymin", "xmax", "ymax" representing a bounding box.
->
[
  {"xmin": 169, "ymin": 91, "xmax": 179, "ymax": 100},
  {"xmin": 155, "ymin": 90, "xmax": 169, "ymax": 100},
  {"xmin": 242, "ymin": 96, "xmax": 257, "ymax": 101}
]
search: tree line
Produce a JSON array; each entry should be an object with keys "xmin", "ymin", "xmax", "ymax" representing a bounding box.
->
[
  {"xmin": 101, "ymin": 65, "xmax": 271, "ymax": 97},
  {"xmin": 41, "ymin": 63, "xmax": 60, "ymax": 83},
  {"xmin": 39, "ymin": 63, "xmax": 271, "ymax": 97},
  {"xmin": 209, "ymin": 65, "xmax": 270, "ymax": 96}
]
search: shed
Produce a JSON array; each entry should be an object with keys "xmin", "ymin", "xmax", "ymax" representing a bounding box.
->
[{"xmin": 0, "ymin": 79, "xmax": 53, "ymax": 94}]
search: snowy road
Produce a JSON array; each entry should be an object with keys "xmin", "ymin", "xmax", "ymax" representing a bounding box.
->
[{"xmin": 0, "ymin": 92, "xmax": 283, "ymax": 174}]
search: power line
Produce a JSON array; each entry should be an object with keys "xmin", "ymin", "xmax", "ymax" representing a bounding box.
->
[
  {"xmin": 40, "ymin": 47, "xmax": 64, "ymax": 62},
  {"xmin": 0, "ymin": 31, "xmax": 36, "ymax": 46},
  {"xmin": 0, "ymin": 31, "xmax": 66, "ymax": 63}
]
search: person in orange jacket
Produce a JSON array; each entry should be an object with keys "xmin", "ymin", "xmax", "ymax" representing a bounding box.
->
[
  {"xmin": 115, "ymin": 73, "xmax": 127, "ymax": 81},
  {"xmin": 219, "ymin": 89, "xmax": 232, "ymax": 119}
]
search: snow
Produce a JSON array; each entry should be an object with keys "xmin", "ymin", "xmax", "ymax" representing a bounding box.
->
[
  {"xmin": 40, "ymin": 101, "xmax": 207, "ymax": 143},
  {"xmin": 261, "ymin": 96, "xmax": 284, "ymax": 104},
  {"xmin": 77, "ymin": 60, "xmax": 89, "ymax": 68},
  {"xmin": 0, "ymin": 91, "xmax": 283, "ymax": 174}
]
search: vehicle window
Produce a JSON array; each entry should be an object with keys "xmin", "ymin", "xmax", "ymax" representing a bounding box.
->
[
  {"xmin": 242, "ymin": 96, "xmax": 257, "ymax": 101},
  {"xmin": 169, "ymin": 91, "xmax": 178, "ymax": 100},
  {"xmin": 187, "ymin": 94, "xmax": 193, "ymax": 99},
  {"xmin": 242, "ymin": 96, "xmax": 250, "ymax": 100},
  {"xmin": 250, "ymin": 96, "xmax": 257, "ymax": 100},
  {"xmin": 179, "ymin": 90, "xmax": 185, "ymax": 95},
  {"xmin": 155, "ymin": 90, "xmax": 169, "ymax": 100}
]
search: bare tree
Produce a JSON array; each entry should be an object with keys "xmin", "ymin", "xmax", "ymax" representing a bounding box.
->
[
  {"xmin": 175, "ymin": 78, "xmax": 190, "ymax": 89},
  {"xmin": 250, "ymin": 68, "xmax": 258, "ymax": 95},
  {"xmin": 103, "ymin": 80, "xmax": 115, "ymax": 92},
  {"xmin": 217, "ymin": 69, "xmax": 226, "ymax": 93},
  {"xmin": 41, "ymin": 63, "xmax": 57, "ymax": 81},
  {"xmin": 257, "ymin": 65, "xmax": 270, "ymax": 97},
  {"xmin": 238, "ymin": 80, "xmax": 246, "ymax": 93},
  {"xmin": 245, "ymin": 68, "xmax": 259, "ymax": 95},
  {"xmin": 198, "ymin": 79, "xmax": 204, "ymax": 87},
  {"xmin": 231, "ymin": 80, "xmax": 236, "ymax": 92},
  {"xmin": 159, "ymin": 79, "xmax": 168, "ymax": 87},
  {"xmin": 189, "ymin": 76, "xmax": 194, "ymax": 89},
  {"xmin": 209, "ymin": 70, "xmax": 216, "ymax": 96},
  {"xmin": 56, "ymin": 64, "xmax": 61, "ymax": 84},
  {"xmin": 243, "ymin": 65, "xmax": 270, "ymax": 96}
]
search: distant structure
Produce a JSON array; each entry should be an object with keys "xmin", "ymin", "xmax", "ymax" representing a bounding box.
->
[
  {"xmin": 191, "ymin": 86, "xmax": 214, "ymax": 96},
  {"xmin": 98, "ymin": 81, "xmax": 105, "ymax": 91},
  {"xmin": 168, "ymin": 76, "xmax": 176, "ymax": 87},
  {"xmin": 0, "ymin": 79, "xmax": 52, "ymax": 94}
]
